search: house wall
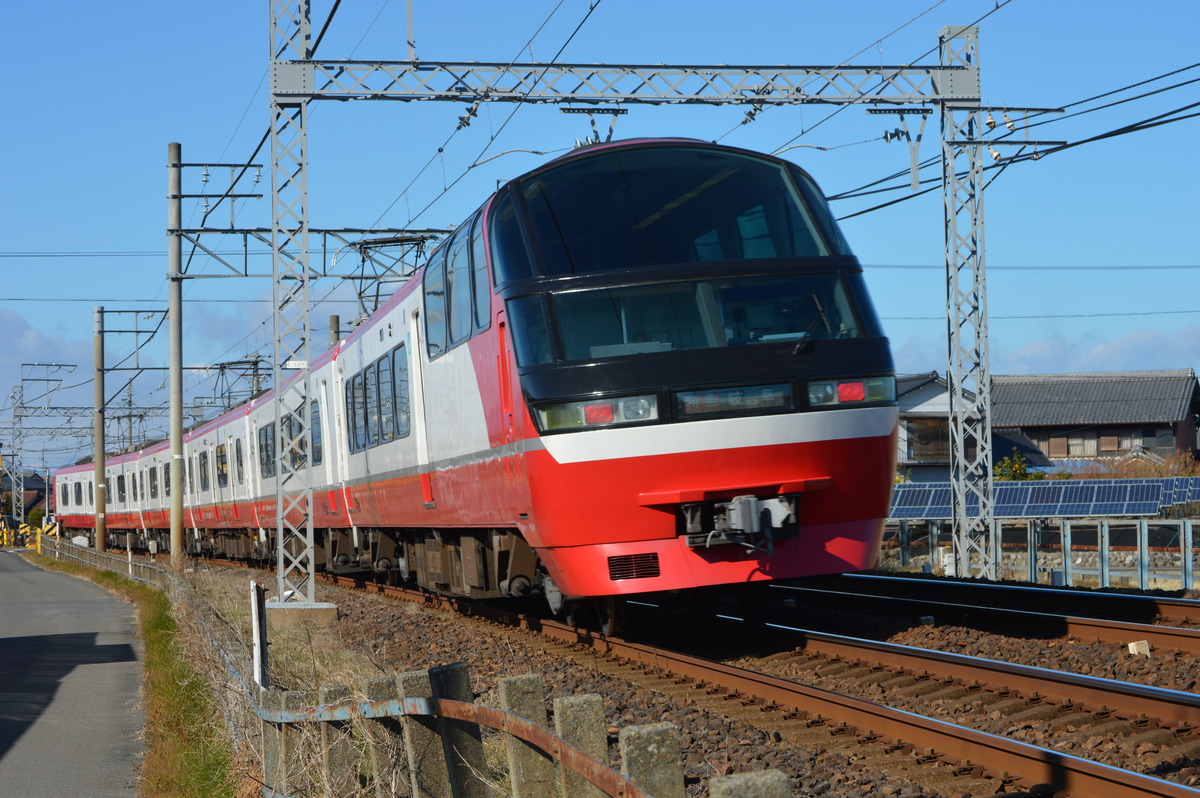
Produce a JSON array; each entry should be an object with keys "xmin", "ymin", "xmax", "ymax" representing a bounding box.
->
[
  {"xmin": 897, "ymin": 382, "xmax": 953, "ymax": 466},
  {"xmin": 1027, "ymin": 423, "xmax": 1181, "ymax": 461}
]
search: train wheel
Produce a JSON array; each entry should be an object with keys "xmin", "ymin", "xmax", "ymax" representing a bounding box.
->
[
  {"xmin": 596, "ymin": 597, "xmax": 620, "ymax": 638},
  {"xmin": 561, "ymin": 600, "xmax": 579, "ymax": 628}
]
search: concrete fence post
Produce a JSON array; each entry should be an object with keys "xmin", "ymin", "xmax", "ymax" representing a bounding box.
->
[
  {"xmin": 619, "ymin": 722, "xmax": 684, "ymax": 798},
  {"xmin": 363, "ymin": 675, "xmax": 410, "ymax": 798},
  {"xmin": 261, "ymin": 688, "xmax": 284, "ymax": 794},
  {"xmin": 319, "ymin": 684, "xmax": 356, "ymax": 797},
  {"xmin": 283, "ymin": 689, "xmax": 314, "ymax": 795},
  {"xmin": 429, "ymin": 662, "xmax": 493, "ymax": 798},
  {"xmin": 552, "ymin": 694, "xmax": 607, "ymax": 798},
  {"xmin": 710, "ymin": 770, "xmax": 791, "ymax": 798},
  {"xmin": 398, "ymin": 669, "xmax": 454, "ymax": 798},
  {"xmin": 262, "ymin": 689, "xmax": 313, "ymax": 796},
  {"xmin": 498, "ymin": 674, "xmax": 555, "ymax": 798}
]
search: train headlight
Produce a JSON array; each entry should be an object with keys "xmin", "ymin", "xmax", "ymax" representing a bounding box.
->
[
  {"xmin": 808, "ymin": 376, "xmax": 895, "ymax": 407},
  {"xmin": 620, "ymin": 396, "xmax": 655, "ymax": 421},
  {"xmin": 536, "ymin": 394, "xmax": 659, "ymax": 432}
]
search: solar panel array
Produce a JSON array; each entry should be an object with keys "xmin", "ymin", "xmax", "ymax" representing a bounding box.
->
[{"xmin": 889, "ymin": 477, "xmax": 1200, "ymax": 521}]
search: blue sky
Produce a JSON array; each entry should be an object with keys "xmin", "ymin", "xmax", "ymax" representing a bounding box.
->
[{"xmin": 2, "ymin": 0, "xmax": 1197, "ymax": 469}]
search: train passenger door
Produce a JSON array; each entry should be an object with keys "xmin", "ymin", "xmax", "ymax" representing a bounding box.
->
[
  {"xmin": 496, "ymin": 311, "xmax": 517, "ymax": 450},
  {"xmin": 410, "ymin": 308, "xmax": 434, "ymax": 506}
]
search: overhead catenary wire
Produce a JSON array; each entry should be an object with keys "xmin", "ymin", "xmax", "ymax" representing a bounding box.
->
[
  {"xmin": 760, "ymin": 0, "xmax": 1015, "ymax": 156},
  {"xmin": 396, "ymin": 1, "xmax": 604, "ymax": 229},
  {"xmin": 713, "ymin": 0, "xmax": 955, "ymax": 145},
  {"xmin": 829, "ymin": 63, "xmax": 1200, "ymax": 206},
  {"xmin": 7, "ymin": 4, "xmax": 1199, "ymax": 455}
]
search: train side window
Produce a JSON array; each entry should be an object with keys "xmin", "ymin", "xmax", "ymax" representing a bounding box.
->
[
  {"xmin": 117, "ymin": 474, "xmax": 127, "ymax": 503},
  {"xmin": 281, "ymin": 414, "xmax": 304, "ymax": 469},
  {"xmin": 215, "ymin": 444, "xmax": 229, "ymax": 489},
  {"xmin": 60, "ymin": 482, "xmax": 70, "ymax": 507},
  {"xmin": 149, "ymin": 467, "xmax": 159, "ymax": 499},
  {"xmin": 140, "ymin": 471, "xmax": 146, "ymax": 501},
  {"xmin": 377, "ymin": 355, "xmax": 395, "ymax": 443},
  {"xmin": 365, "ymin": 362, "xmax": 380, "ymax": 447},
  {"xmin": 789, "ymin": 165, "xmax": 853, "ymax": 256},
  {"xmin": 75, "ymin": 482, "xmax": 83, "ymax": 505},
  {"xmin": 310, "ymin": 400, "xmax": 323, "ymax": 466},
  {"xmin": 470, "ymin": 213, "xmax": 491, "ymax": 332},
  {"xmin": 344, "ymin": 380, "xmax": 358, "ymax": 453},
  {"xmin": 131, "ymin": 473, "xmax": 139, "ymax": 502},
  {"xmin": 235, "ymin": 438, "xmax": 245, "ymax": 484},
  {"xmin": 505, "ymin": 295, "xmax": 554, "ymax": 366},
  {"xmin": 448, "ymin": 228, "xmax": 473, "ymax": 345},
  {"xmin": 88, "ymin": 481, "xmax": 94, "ymax": 505},
  {"xmin": 488, "ymin": 190, "xmax": 534, "ymax": 285},
  {"xmin": 188, "ymin": 457, "xmax": 196, "ymax": 494},
  {"xmin": 163, "ymin": 464, "xmax": 171, "ymax": 498},
  {"xmin": 355, "ymin": 373, "xmax": 368, "ymax": 451},
  {"xmin": 424, "ymin": 248, "xmax": 449, "ymax": 359},
  {"xmin": 393, "ymin": 343, "xmax": 411, "ymax": 438},
  {"xmin": 258, "ymin": 424, "xmax": 276, "ymax": 478}
]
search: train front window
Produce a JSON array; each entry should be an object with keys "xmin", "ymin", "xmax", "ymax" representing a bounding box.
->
[
  {"xmin": 545, "ymin": 273, "xmax": 861, "ymax": 363},
  {"xmin": 497, "ymin": 146, "xmax": 845, "ymax": 278}
]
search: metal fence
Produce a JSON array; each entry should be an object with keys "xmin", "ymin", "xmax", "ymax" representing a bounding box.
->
[{"xmin": 883, "ymin": 518, "xmax": 1198, "ymax": 589}]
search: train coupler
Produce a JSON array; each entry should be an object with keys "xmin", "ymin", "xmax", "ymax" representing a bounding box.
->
[{"xmin": 681, "ymin": 494, "xmax": 798, "ymax": 553}]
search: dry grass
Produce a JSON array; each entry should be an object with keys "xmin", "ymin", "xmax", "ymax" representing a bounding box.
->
[{"xmin": 185, "ymin": 569, "xmax": 379, "ymax": 691}]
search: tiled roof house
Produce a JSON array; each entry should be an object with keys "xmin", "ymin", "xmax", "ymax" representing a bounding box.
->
[{"xmin": 991, "ymin": 370, "xmax": 1200, "ymax": 463}]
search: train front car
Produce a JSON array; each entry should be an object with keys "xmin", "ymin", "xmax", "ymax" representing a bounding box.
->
[{"xmin": 491, "ymin": 139, "xmax": 898, "ymax": 601}]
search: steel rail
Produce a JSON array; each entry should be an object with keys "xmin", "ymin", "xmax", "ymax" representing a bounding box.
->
[
  {"xmin": 761, "ymin": 622, "xmax": 1200, "ymax": 730},
  {"xmin": 534, "ymin": 620, "xmax": 1200, "ymax": 798},
  {"xmin": 840, "ymin": 573, "xmax": 1200, "ymax": 626},
  {"xmin": 781, "ymin": 584, "xmax": 1200, "ymax": 655}
]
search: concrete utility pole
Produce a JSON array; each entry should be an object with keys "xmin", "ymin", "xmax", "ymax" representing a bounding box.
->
[
  {"xmin": 8, "ymin": 386, "xmax": 23, "ymax": 526},
  {"xmin": 93, "ymin": 307, "xmax": 106, "ymax": 552},
  {"xmin": 168, "ymin": 142, "xmax": 185, "ymax": 571}
]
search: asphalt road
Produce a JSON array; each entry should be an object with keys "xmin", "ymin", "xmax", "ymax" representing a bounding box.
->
[{"xmin": 0, "ymin": 549, "xmax": 142, "ymax": 796}]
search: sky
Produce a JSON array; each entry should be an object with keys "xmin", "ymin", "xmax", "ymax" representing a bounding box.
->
[{"xmin": 2, "ymin": 0, "xmax": 1198, "ymax": 470}]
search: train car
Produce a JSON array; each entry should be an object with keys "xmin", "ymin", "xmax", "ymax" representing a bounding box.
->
[{"xmin": 53, "ymin": 138, "xmax": 898, "ymax": 613}]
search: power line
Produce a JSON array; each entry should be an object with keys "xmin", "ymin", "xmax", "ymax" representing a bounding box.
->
[
  {"xmin": 868, "ymin": 263, "xmax": 1200, "ymax": 271},
  {"xmin": 887, "ymin": 309, "xmax": 1200, "ymax": 321},
  {"xmin": 829, "ymin": 63, "xmax": 1200, "ymax": 208},
  {"xmin": 1, "ymin": 297, "xmax": 359, "ymax": 303},
  {"xmin": 398, "ymin": 1, "xmax": 604, "ymax": 229}
]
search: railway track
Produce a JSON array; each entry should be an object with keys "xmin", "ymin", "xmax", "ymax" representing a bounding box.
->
[
  {"xmin": 322, "ymin": 572, "xmax": 1200, "ymax": 796},
  {"xmin": 819, "ymin": 572, "xmax": 1200, "ymax": 627},
  {"xmin": 771, "ymin": 582, "xmax": 1200, "ymax": 657}
]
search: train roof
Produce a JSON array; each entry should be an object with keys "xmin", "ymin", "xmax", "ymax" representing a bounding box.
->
[{"xmin": 497, "ymin": 137, "xmax": 801, "ymax": 188}]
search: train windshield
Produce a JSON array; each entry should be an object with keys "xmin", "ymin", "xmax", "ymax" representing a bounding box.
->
[
  {"xmin": 491, "ymin": 145, "xmax": 852, "ymax": 282},
  {"xmin": 508, "ymin": 272, "xmax": 871, "ymax": 366}
]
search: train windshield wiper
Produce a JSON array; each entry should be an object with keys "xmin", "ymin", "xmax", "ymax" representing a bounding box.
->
[{"xmin": 793, "ymin": 296, "xmax": 830, "ymax": 356}]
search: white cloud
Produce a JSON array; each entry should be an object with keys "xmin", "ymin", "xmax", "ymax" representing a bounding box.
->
[
  {"xmin": 0, "ymin": 308, "xmax": 94, "ymax": 410},
  {"xmin": 892, "ymin": 335, "xmax": 945, "ymax": 376},
  {"xmin": 891, "ymin": 325, "xmax": 1199, "ymax": 378},
  {"xmin": 997, "ymin": 325, "xmax": 1199, "ymax": 375}
]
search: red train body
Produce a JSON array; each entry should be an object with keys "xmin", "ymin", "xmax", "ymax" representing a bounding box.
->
[{"xmin": 54, "ymin": 139, "xmax": 897, "ymax": 605}]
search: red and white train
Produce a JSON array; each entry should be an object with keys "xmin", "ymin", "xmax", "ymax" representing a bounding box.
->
[{"xmin": 54, "ymin": 138, "xmax": 898, "ymax": 610}]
